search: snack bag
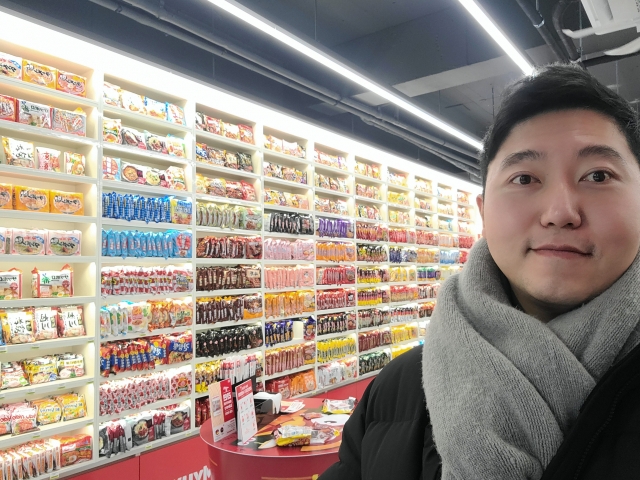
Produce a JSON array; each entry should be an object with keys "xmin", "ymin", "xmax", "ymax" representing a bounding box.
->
[
  {"xmin": 56, "ymin": 71, "xmax": 87, "ymax": 97},
  {"xmin": 166, "ymin": 103, "xmax": 186, "ymax": 125},
  {"xmin": 0, "ymin": 94, "xmax": 16, "ymax": 121},
  {"xmin": 3, "ymin": 136, "xmax": 35, "ymax": 168},
  {"xmin": 31, "ymin": 399, "xmax": 62, "ymax": 425},
  {"xmin": 36, "ymin": 147, "xmax": 61, "ymax": 172},
  {"xmin": 10, "ymin": 228, "xmax": 47, "ymax": 255},
  {"xmin": 9, "ymin": 405, "xmax": 38, "ymax": 434},
  {"xmin": 22, "ymin": 59, "xmax": 57, "ymax": 88},
  {"xmin": 0, "ymin": 268, "xmax": 22, "ymax": 300},
  {"xmin": 120, "ymin": 126, "xmax": 146, "ymax": 148},
  {"xmin": 0, "ymin": 52, "xmax": 21, "ymax": 78},
  {"xmin": 145, "ymin": 131, "xmax": 167, "ymax": 154},
  {"xmin": 22, "ymin": 356, "xmax": 57, "ymax": 384},
  {"xmin": 1, "ymin": 308, "xmax": 35, "ymax": 343},
  {"xmin": 0, "ymin": 183, "xmax": 11, "ymax": 210},
  {"xmin": 47, "ymin": 230, "xmax": 82, "ymax": 256},
  {"xmin": 121, "ymin": 90, "xmax": 146, "ymax": 114},
  {"xmin": 170, "ymin": 198, "xmax": 192, "ymax": 225},
  {"xmin": 144, "ymin": 97, "xmax": 166, "ymax": 119},
  {"xmin": 52, "ymin": 108, "xmax": 86, "ymax": 137},
  {"xmin": 33, "ymin": 307, "xmax": 59, "ymax": 340},
  {"xmin": 57, "ymin": 306, "xmax": 85, "ymax": 337},
  {"xmin": 13, "ymin": 185, "xmax": 49, "ymax": 212},
  {"xmin": 49, "ymin": 190, "xmax": 84, "ymax": 215},
  {"xmin": 64, "ymin": 152, "xmax": 85, "ymax": 175},
  {"xmin": 53, "ymin": 434, "xmax": 92, "ymax": 467},
  {"xmin": 165, "ymin": 166, "xmax": 187, "ymax": 191},
  {"xmin": 103, "ymin": 118, "xmax": 122, "ymax": 144},
  {"xmin": 238, "ymin": 124, "xmax": 254, "ymax": 144},
  {"xmin": 17, "ymin": 99, "xmax": 52, "ymax": 128},
  {"xmin": 56, "ymin": 352, "xmax": 85, "ymax": 377},
  {"xmin": 166, "ymin": 135, "xmax": 186, "ymax": 158},
  {"xmin": 102, "ymin": 156, "xmax": 121, "ymax": 181},
  {"xmin": 31, "ymin": 264, "xmax": 74, "ymax": 298},
  {"xmin": 103, "ymin": 82, "xmax": 122, "ymax": 107},
  {"xmin": 54, "ymin": 393, "xmax": 87, "ymax": 421}
]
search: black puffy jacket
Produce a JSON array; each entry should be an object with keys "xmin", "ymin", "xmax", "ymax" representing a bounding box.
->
[{"xmin": 319, "ymin": 342, "xmax": 640, "ymax": 480}]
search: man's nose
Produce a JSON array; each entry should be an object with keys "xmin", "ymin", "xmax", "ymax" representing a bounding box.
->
[{"xmin": 539, "ymin": 182, "xmax": 582, "ymax": 229}]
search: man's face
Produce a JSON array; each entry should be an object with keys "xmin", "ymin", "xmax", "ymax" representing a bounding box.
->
[{"xmin": 478, "ymin": 109, "xmax": 640, "ymax": 318}]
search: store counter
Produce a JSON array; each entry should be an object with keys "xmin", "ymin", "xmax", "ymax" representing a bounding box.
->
[{"xmin": 200, "ymin": 398, "xmax": 341, "ymax": 480}]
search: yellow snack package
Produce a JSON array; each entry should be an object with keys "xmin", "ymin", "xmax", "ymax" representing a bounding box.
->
[
  {"xmin": 56, "ymin": 71, "xmax": 86, "ymax": 97},
  {"xmin": 49, "ymin": 190, "xmax": 84, "ymax": 215},
  {"xmin": 31, "ymin": 398, "xmax": 62, "ymax": 425},
  {"xmin": 22, "ymin": 59, "xmax": 57, "ymax": 89},
  {"xmin": 54, "ymin": 393, "xmax": 87, "ymax": 421},
  {"xmin": 13, "ymin": 185, "xmax": 49, "ymax": 212},
  {"xmin": 0, "ymin": 183, "xmax": 12, "ymax": 210}
]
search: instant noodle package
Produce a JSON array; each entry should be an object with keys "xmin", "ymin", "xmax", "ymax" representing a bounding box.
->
[
  {"xmin": 0, "ymin": 95, "xmax": 16, "ymax": 122},
  {"xmin": 100, "ymin": 298, "xmax": 192, "ymax": 339},
  {"xmin": 31, "ymin": 264, "xmax": 74, "ymax": 298},
  {"xmin": 0, "ymin": 353, "xmax": 85, "ymax": 390},
  {"xmin": 0, "ymin": 268, "xmax": 22, "ymax": 300},
  {"xmin": 102, "ymin": 82, "xmax": 187, "ymax": 125},
  {"xmin": 13, "ymin": 185, "xmax": 49, "ymax": 212},
  {"xmin": 49, "ymin": 190, "xmax": 84, "ymax": 215}
]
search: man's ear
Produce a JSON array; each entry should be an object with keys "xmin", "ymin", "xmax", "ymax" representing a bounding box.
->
[{"xmin": 476, "ymin": 193, "xmax": 485, "ymax": 238}]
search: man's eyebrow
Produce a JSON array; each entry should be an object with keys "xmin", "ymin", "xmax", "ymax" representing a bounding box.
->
[
  {"xmin": 578, "ymin": 144, "xmax": 626, "ymax": 164},
  {"xmin": 499, "ymin": 149, "xmax": 545, "ymax": 170}
]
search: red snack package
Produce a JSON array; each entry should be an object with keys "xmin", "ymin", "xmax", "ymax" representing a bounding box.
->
[
  {"xmin": 0, "ymin": 94, "xmax": 16, "ymax": 121},
  {"xmin": 241, "ymin": 181, "xmax": 257, "ymax": 202},
  {"xmin": 238, "ymin": 124, "xmax": 254, "ymax": 144}
]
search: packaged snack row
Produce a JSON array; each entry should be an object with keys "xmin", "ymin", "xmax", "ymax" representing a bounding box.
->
[
  {"xmin": 440, "ymin": 250, "xmax": 460, "ymax": 265},
  {"xmin": 438, "ymin": 202, "xmax": 455, "ymax": 216},
  {"xmin": 0, "ymin": 228, "xmax": 81, "ymax": 256},
  {"xmin": 102, "ymin": 156, "xmax": 187, "ymax": 190},
  {"xmin": 317, "ymin": 335, "xmax": 356, "ymax": 364},
  {"xmin": 316, "ymin": 217, "xmax": 353, "ymax": 239},
  {"xmin": 100, "ymin": 265, "xmax": 193, "ymax": 296},
  {"xmin": 99, "ymin": 366, "xmax": 192, "ymax": 416},
  {"xmin": 460, "ymin": 250, "xmax": 469, "ymax": 264},
  {"xmin": 457, "ymin": 191, "xmax": 472, "ymax": 205},
  {"xmin": 357, "ymin": 266, "xmax": 389, "ymax": 284},
  {"xmin": 264, "ymin": 161, "xmax": 307, "ymax": 184},
  {"xmin": 354, "ymin": 161, "xmax": 381, "ymax": 180},
  {"xmin": 196, "ymin": 265, "xmax": 261, "ymax": 291},
  {"xmin": 196, "ymin": 235, "xmax": 262, "ymax": 259},
  {"xmin": 358, "ymin": 307, "xmax": 390, "ymax": 329},
  {"xmin": 103, "ymin": 118, "xmax": 186, "ymax": 158},
  {"xmin": 391, "ymin": 324, "xmax": 419, "ymax": 344},
  {"xmin": 315, "ymin": 173, "xmax": 348, "ymax": 193},
  {"xmin": 358, "ymin": 328, "xmax": 392, "ymax": 353},
  {"xmin": 99, "ymin": 332, "xmax": 193, "ymax": 377},
  {"xmin": 102, "ymin": 192, "xmax": 192, "ymax": 225},
  {"xmin": 103, "ymin": 82, "xmax": 186, "ymax": 125},
  {"xmin": 392, "ymin": 344, "xmax": 418, "ymax": 359},
  {"xmin": 1, "ymin": 52, "xmax": 86, "ymax": 96},
  {"xmin": 317, "ymin": 357, "xmax": 358, "ymax": 389},
  {"xmin": 2, "ymin": 137, "xmax": 85, "ymax": 174},
  {"xmin": 1, "ymin": 183, "xmax": 84, "ymax": 215},
  {"xmin": 414, "ymin": 178, "xmax": 433, "ymax": 194},
  {"xmin": 1, "ymin": 306, "xmax": 85, "ymax": 345},
  {"xmin": 355, "ymin": 204, "xmax": 380, "ymax": 220},
  {"xmin": 265, "ymin": 369, "xmax": 316, "ymax": 399},
  {"xmin": 387, "ymin": 191, "xmax": 409, "ymax": 207},
  {"xmin": 356, "ymin": 244, "xmax": 387, "ymax": 263},
  {"xmin": 315, "ymin": 196, "xmax": 347, "ymax": 216},
  {"xmin": 416, "ymin": 231, "xmax": 438, "ymax": 246},
  {"xmin": 0, "ymin": 95, "xmax": 86, "ymax": 136},
  {"xmin": 389, "ymin": 227, "xmax": 416, "ymax": 244},
  {"xmin": 264, "ymin": 135, "xmax": 305, "ymax": 158},
  {"xmin": 316, "ymin": 265, "xmax": 356, "ymax": 286},
  {"xmin": 302, "ymin": 317, "xmax": 316, "ymax": 340},
  {"xmin": 195, "ymin": 143, "xmax": 253, "ymax": 172},
  {"xmin": 359, "ymin": 350, "xmax": 391, "ymax": 375},
  {"xmin": 357, "ymin": 287, "xmax": 389, "ymax": 307},
  {"xmin": 439, "ymin": 218, "xmax": 456, "ymax": 232},
  {"xmin": 316, "ymin": 311, "xmax": 356, "ymax": 336},
  {"xmin": 264, "ymin": 265, "xmax": 314, "ymax": 290},
  {"xmin": 355, "ymin": 183, "xmax": 381, "ymax": 200},
  {"xmin": 316, "ymin": 288, "xmax": 356, "ymax": 311},
  {"xmin": 437, "ymin": 186, "xmax": 454, "ymax": 201},
  {"xmin": 388, "ymin": 210, "xmax": 410, "ymax": 225},
  {"xmin": 102, "ymin": 229, "xmax": 191, "ymax": 259},
  {"xmin": 419, "ymin": 302, "xmax": 436, "ymax": 319},
  {"xmin": 195, "ymin": 324, "xmax": 263, "ymax": 358},
  {"xmin": 417, "ymin": 248, "xmax": 438, "ymax": 265},
  {"xmin": 355, "ymin": 222, "xmax": 387, "ymax": 242},
  {"xmin": 390, "ymin": 285, "xmax": 419, "ymax": 303},
  {"xmin": 414, "ymin": 215, "xmax": 431, "ymax": 228},
  {"xmin": 195, "ymin": 174, "xmax": 257, "ymax": 202},
  {"xmin": 265, "ymin": 212, "xmax": 313, "ymax": 235},
  {"xmin": 1, "ymin": 353, "xmax": 84, "ymax": 390},
  {"xmin": 389, "ymin": 265, "xmax": 417, "ymax": 282},
  {"xmin": 99, "ymin": 402, "xmax": 190, "ymax": 457},
  {"xmin": 0, "ymin": 393, "xmax": 86, "ymax": 438},
  {"xmin": 458, "ymin": 221, "xmax": 472, "ymax": 234},
  {"xmin": 314, "ymin": 149, "xmax": 346, "ymax": 171},
  {"xmin": 265, "ymin": 291, "xmax": 315, "ymax": 319},
  {"xmin": 388, "ymin": 304, "xmax": 419, "ymax": 323},
  {"xmin": 99, "ymin": 299, "xmax": 192, "ymax": 339},
  {"xmin": 195, "ymin": 353, "xmax": 261, "ymax": 393},
  {"xmin": 418, "ymin": 284, "xmax": 440, "ymax": 300},
  {"xmin": 387, "ymin": 171, "xmax": 407, "ymax": 187},
  {"xmin": 195, "ymin": 112, "xmax": 254, "ymax": 144},
  {"xmin": 263, "ymin": 238, "xmax": 313, "ymax": 261},
  {"xmin": 389, "ymin": 246, "xmax": 417, "ymax": 264},
  {"xmin": 414, "ymin": 197, "xmax": 434, "ymax": 211},
  {"xmin": 263, "ymin": 189, "xmax": 309, "ymax": 210},
  {"xmin": 316, "ymin": 242, "xmax": 356, "ymax": 263},
  {"xmin": 195, "ymin": 294, "xmax": 263, "ymax": 325},
  {"xmin": 196, "ymin": 202, "xmax": 262, "ymax": 231},
  {"xmin": 264, "ymin": 342, "xmax": 315, "ymax": 377},
  {"xmin": 459, "ymin": 235, "xmax": 475, "ymax": 249}
]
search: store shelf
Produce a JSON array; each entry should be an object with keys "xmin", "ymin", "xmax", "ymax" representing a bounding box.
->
[
  {"xmin": 102, "ymin": 179, "xmax": 191, "ymax": 198},
  {"xmin": 195, "ymin": 258, "xmax": 261, "ymax": 265},
  {"xmin": 103, "ymin": 105, "xmax": 191, "ymax": 134},
  {"xmin": 316, "ymin": 307, "xmax": 356, "ymax": 315},
  {"xmin": 359, "ymin": 343, "xmax": 392, "ymax": 355},
  {"xmin": 353, "ymin": 217, "xmax": 384, "ymax": 224},
  {"xmin": 101, "ymin": 217, "xmax": 191, "ymax": 231},
  {"xmin": 101, "ymin": 291, "xmax": 193, "ymax": 304},
  {"xmin": 262, "ymin": 148, "xmax": 310, "ymax": 165},
  {"xmin": 263, "ymin": 204, "xmax": 312, "ymax": 215},
  {"xmin": 0, "ymin": 296, "xmax": 95, "ymax": 309},
  {"xmin": 356, "ymin": 304, "xmax": 389, "ymax": 311},
  {"xmin": 357, "ymin": 324, "xmax": 391, "ymax": 334},
  {"xmin": 386, "ymin": 183, "xmax": 410, "ymax": 192},
  {"xmin": 0, "ymin": 75, "xmax": 98, "ymax": 109},
  {"xmin": 355, "ymin": 195, "xmax": 384, "ymax": 205},
  {"xmin": 314, "ymin": 211, "xmax": 350, "ymax": 219},
  {"xmin": 0, "ymin": 210, "xmax": 96, "ymax": 224},
  {"xmin": 196, "ymin": 225, "xmax": 260, "ymax": 236},
  {"xmin": 413, "ymin": 190, "xmax": 437, "ymax": 199},
  {"xmin": 316, "ymin": 354, "xmax": 357, "ymax": 368},
  {"xmin": 194, "ymin": 161, "xmax": 261, "ymax": 179},
  {"xmin": 317, "ymin": 330, "xmax": 356, "ymax": 340},
  {"xmin": 102, "ymin": 360, "xmax": 192, "ymax": 382},
  {"xmin": 353, "ymin": 173, "xmax": 383, "ymax": 185},
  {"xmin": 263, "ymin": 259, "xmax": 314, "ymax": 265},
  {"xmin": 0, "ymin": 417, "xmax": 94, "ymax": 450},
  {"xmin": 437, "ymin": 213, "xmax": 455, "ymax": 219},
  {"xmin": 0, "ymin": 120, "xmax": 98, "ymax": 147},
  {"xmin": 101, "ymin": 256, "xmax": 191, "ymax": 265},
  {"xmin": 196, "ymin": 345, "xmax": 263, "ymax": 362},
  {"xmin": 263, "ymin": 364, "xmax": 314, "ymax": 381},
  {"xmin": 414, "ymin": 208, "xmax": 436, "ymax": 216},
  {"xmin": 264, "ymin": 176, "xmax": 312, "ymax": 191},
  {"xmin": 388, "ymin": 203, "xmax": 411, "ymax": 210},
  {"xmin": 196, "ymin": 130, "xmax": 257, "ymax": 151},
  {"xmin": 0, "ymin": 255, "xmax": 96, "ymax": 264},
  {"xmin": 196, "ymin": 288, "xmax": 260, "ymax": 297},
  {"xmin": 103, "ymin": 142, "xmax": 189, "ymax": 165},
  {"xmin": 313, "ymin": 162, "xmax": 350, "ymax": 176},
  {"xmin": 195, "ymin": 319, "xmax": 263, "ymax": 331},
  {"xmin": 388, "ymin": 222, "xmax": 412, "ymax": 228},
  {"xmin": 263, "ymin": 231, "xmax": 315, "ymax": 240},
  {"xmin": 264, "ymin": 337, "xmax": 307, "ymax": 350},
  {"xmin": 315, "ymin": 187, "xmax": 351, "ymax": 198},
  {"xmin": 0, "ymin": 377, "xmax": 93, "ymax": 402},
  {"xmin": 100, "ymin": 325, "xmax": 191, "ymax": 343},
  {"xmin": 266, "ymin": 313, "xmax": 315, "ymax": 322},
  {"xmin": 392, "ymin": 338, "xmax": 421, "ymax": 348},
  {"xmin": 99, "ymin": 396, "xmax": 190, "ymax": 422},
  {"xmin": 195, "ymin": 193, "xmax": 261, "ymax": 209},
  {"xmin": 315, "ymin": 283, "xmax": 356, "ymax": 290},
  {"xmin": 0, "ymin": 164, "xmax": 97, "ymax": 185},
  {"xmin": 0, "ymin": 335, "xmax": 93, "ymax": 354}
]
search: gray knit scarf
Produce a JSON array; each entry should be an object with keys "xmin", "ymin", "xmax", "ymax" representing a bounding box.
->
[{"xmin": 422, "ymin": 238, "xmax": 640, "ymax": 480}]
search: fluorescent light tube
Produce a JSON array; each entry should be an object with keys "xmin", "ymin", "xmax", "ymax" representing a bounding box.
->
[
  {"xmin": 207, "ymin": 0, "xmax": 483, "ymax": 150},
  {"xmin": 456, "ymin": 0, "xmax": 534, "ymax": 76}
]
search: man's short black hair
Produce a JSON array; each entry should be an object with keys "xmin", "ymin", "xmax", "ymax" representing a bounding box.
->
[{"xmin": 480, "ymin": 63, "xmax": 640, "ymax": 186}]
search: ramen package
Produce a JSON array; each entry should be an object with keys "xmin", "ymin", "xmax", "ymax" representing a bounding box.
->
[
  {"xmin": 0, "ymin": 268, "xmax": 22, "ymax": 300},
  {"xmin": 0, "ymin": 227, "xmax": 8, "ymax": 253},
  {"xmin": 0, "ymin": 184, "xmax": 10, "ymax": 210},
  {"xmin": 121, "ymin": 90, "xmax": 146, "ymax": 114},
  {"xmin": 17, "ymin": 99, "xmax": 52, "ymax": 129},
  {"xmin": 120, "ymin": 126, "xmax": 146, "ymax": 149},
  {"xmin": 49, "ymin": 190, "xmax": 84, "ymax": 215},
  {"xmin": 238, "ymin": 124, "xmax": 254, "ymax": 144},
  {"xmin": 167, "ymin": 103, "xmax": 186, "ymax": 125},
  {"xmin": 23, "ymin": 59, "xmax": 57, "ymax": 88},
  {"xmin": 0, "ymin": 94, "xmax": 16, "ymax": 121},
  {"xmin": 52, "ymin": 108, "xmax": 87, "ymax": 136},
  {"xmin": 103, "ymin": 82, "xmax": 122, "ymax": 107},
  {"xmin": 64, "ymin": 152, "xmax": 85, "ymax": 175},
  {"xmin": 145, "ymin": 131, "xmax": 167, "ymax": 154},
  {"xmin": 10, "ymin": 228, "xmax": 47, "ymax": 255},
  {"xmin": 165, "ymin": 166, "xmax": 187, "ymax": 190},
  {"xmin": 22, "ymin": 356, "xmax": 57, "ymax": 384},
  {"xmin": 1, "ymin": 362, "xmax": 28, "ymax": 389},
  {"xmin": 33, "ymin": 307, "xmax": 59, "ymax": 340},
  {"xmin": 9, "ymin": 405, "xmax": 38, "ymax": 434},
  {"xmin": 47, "ymin": 230, "xmax": 82, "ymax": 256},
  {"xmin": 56, "ymin": 352, "xmax": 85, "ymax": 378},
  {"xmin": 13, "ymin": 185, "xmax": 49, "ymax": 212},
  {"xmin": 1, "ymin": 309, "xmax": 35, "ymax": 344},
  {"xmin": 3, "ymin": 136, "xmax": 35, "ymax": 168},
  {"xmin": 32, "ymin": 398, "xmax": 62, "ymax": 425},
  {"xmin": 56, "ymin": 70, "xmax": 87, "ymax": 97},
  {"xmin": 55, "ymin": 393, "xmax": 87, "ymax": 421},
  {"xmin": 54, "ymin": 433, "xmax": 92, "ymax": 467},
  {"xmin": 103, "ymin": 118, "xmax": 122, "ymax": 143},
  {"xmin": 144, "ymin": 97, "xmax": 166, "ymax": 119},
  {"xmin": 57, "ymin": 306, "xmax": 85, "ymax": 337},
  {"xmin": 0, "ymin": 52, "xmax": 22, "ymax": 78},
  {"xmin": 37, "ymin": 147, "xmax": 61, "ymax": 172},
  {"xmin": 32, "ymin": 264, "xmax": 74, "ymax": 298},
  {"xmin": 102, "ymin": 156, "xmax": 121, "ymax": 180},
  {"xmin": 166, "ymin": 134, "xmax": 186, "ymax": 158}
]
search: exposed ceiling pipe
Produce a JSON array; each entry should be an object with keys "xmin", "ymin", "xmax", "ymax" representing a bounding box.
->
[
  {"xmin": 552, "ymin": 0, "xmax": 582, "ymax": 63},
  {"xmin": 514, "ymin": 0, "xmax": 570, "ymax": 62},
  {"xmin": 582, "ymin": 49, "xmax": 640, "ymax": 67},
  {"xmin": 88, "ymin": 0, "xmax": 480, "ymax": 174}
]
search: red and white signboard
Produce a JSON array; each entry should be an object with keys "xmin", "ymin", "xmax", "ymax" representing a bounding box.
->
[
  {"xmin": 208, "ymin": 379, "xmax": 236, "ymax": 442},
  {"xmin": 235, "ymin": 379, "xmax": 257, "ymax": 443}
]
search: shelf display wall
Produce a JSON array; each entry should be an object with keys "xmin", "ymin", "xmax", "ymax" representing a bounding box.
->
[{"xmin": 0, "ymin": 10, "xmax": 481, "ymax": 479}]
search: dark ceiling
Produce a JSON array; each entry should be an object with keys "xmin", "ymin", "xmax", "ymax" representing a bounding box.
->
[{"xmin": 3, "ymin": 0, "xmax": 639, "ymax": 180}]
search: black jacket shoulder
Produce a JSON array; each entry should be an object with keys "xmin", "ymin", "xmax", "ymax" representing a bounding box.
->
[{"xmin": 319, "ymin": 346, "xmax": 441, "ymax": 480}]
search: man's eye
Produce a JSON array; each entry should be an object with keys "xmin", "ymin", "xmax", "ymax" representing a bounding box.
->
[
  {"xmin": 584, "ymin": 171, "xmax": 611, "ymax": 182},
  {"xmin": 511, "ymin": 175, "xmax": 533, "ymax": 185}
]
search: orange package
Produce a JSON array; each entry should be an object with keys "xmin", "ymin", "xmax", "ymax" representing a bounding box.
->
[
  {"xmin": 13, "ymin": 185, "xmax": 49, "ymax": 212},
  {"xmin": 52, "ymin": 434, "xmax": 92, "ymax": 467},
  {"xmin": 0, "ymin": 183, "xmax": 11, "ymax": 210},
  {"xmin": 56, "ymin": 71, "xmax": 86, "ymax": 97},
  {"xmin": 22, "ymin": 59, "xmax": 57, "ymax": 89},
  {"xmin": 49, "ymin": 190, "xmax": 84, "ymax": 215}
]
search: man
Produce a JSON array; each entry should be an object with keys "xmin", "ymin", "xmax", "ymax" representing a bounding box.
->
[{"xmin": 319, "ymin": 64, "xmax": 640, "ymax": 480}]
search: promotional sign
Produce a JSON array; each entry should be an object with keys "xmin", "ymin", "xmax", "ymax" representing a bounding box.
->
[
  {"xmin": 235, "ymin": 379, "xmax": 258, "ymax": 443},
  {"xmin": 208, "ymin": 379, "xmax": 236, "ymax": 442}
]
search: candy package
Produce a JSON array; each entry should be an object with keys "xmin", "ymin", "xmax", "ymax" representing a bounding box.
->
[
  {"xmin": 1, "ymin": 309, "xmax": 35, "ymax": 344},
  {"xmin": 37, "ymin": 147, "xmax": 61, "ymax": 172},
  {"xmin": 13, "ymin": 185, "xmax": 49, "ymax": 212},
  {"xmin": 145, "ymin": 131, "xmax": 167, "ymax": 154},
  {"xmin": 0, "ymin": 52, "xmax": 22, "ymax": 78},
  {"xmin": 0, "ymin": 184, "xmax": 10, "ymax": 210},
  {"xmin": 2, "ymin": 136, "xmax": 35, "ymax": 168},
  {"xmin": 23, "ymin": 59, "xmax": 56, "ymax": 88},
  {"xmin": 144, "ymin": 97, "xmax": 166, "ymax": 119},
  {"xmin": 0, "ymin": 94, "xmax": 16, "ymax": 121},
  {"xmin": 64, "ymin": 152, "xmax": 85, "ymax": 175},
  {"xmin": 56, "ymin": 71, "xmax": 87, "ymax": 97},
  {"xmin": 121, "ymin": 90, "xmax": 146, "ymax": 114},
  {"xmin": 32, "ymin": 264, "xmax": 74, "ymax": 298},
  {"xmin": 10, "ymin": 228, "xmax": 47, "ymax": 255},
  {"xmin": 53, "ymin": 108, "xmax": 86, "ymax": 136},
  {"xmin": 49, "ymin": 190, "xmax": 84, "ymax": 215},
  {"xmin": 102, "ymin": 156, "xmax": 121, "ymax": 181},
  {"xmin": 103, "ymin": 82, "xmax": 122, "ymax": 107},
  {"xmin": 0, "ymin": 268, "xmax": 22, "ymax": 300},
  {"xmin": 167, "ymin": 103, "xmax": 186, "ymax": 125},
  {"xmin": 103, "ymin": 118, "xmax": 122, "ymax": 143},
  {"xmin": 18, "ymin": 99, "xmax": 52, "ymax": 128},
  {"xmin": 47, "ymin": 230, "xmax": 82, "ymax": 256}
]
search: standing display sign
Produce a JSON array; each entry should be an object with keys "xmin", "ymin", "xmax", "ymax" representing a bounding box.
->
[
  {"xmin": 235, "ymin": 379, "xmax": 258, "ymax": 443},
  {"xmin": 208, "ymin": 379, "xmax": 236, "ymax": 442}
]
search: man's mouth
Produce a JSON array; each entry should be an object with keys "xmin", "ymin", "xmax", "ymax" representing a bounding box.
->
[{"xmin": 530, "ymin": 244, "xmax": 593, "ymax": 259}]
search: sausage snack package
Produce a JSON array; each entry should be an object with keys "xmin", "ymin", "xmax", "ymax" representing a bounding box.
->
[
  {"xmin": 49, "ymin": 190, "xmax": 84, "ymax": 215},
  {"xmin": 31, "ymin": 264, "xmax": 74, "ymax": 298},
  {"xmin": 13, "ymin": 185, "xmax": 49, "ymax": 212},
  {"xmin": 36, "ymin": 147, "xmax": 61, "ymax": 172},
  {"xmin": 0, "ymin": 184, "xmax": 11, "ymax": 210},
  {"xmin": 22, "ymin": 59, "xmax": 57, "ymax": 88},
  {"xmin": 1, "ymin": 308, "xmax": 35, "ymax": 343},
  {"xmin": 0, "ymin": 268, "xmax": 22, "ymax": 300},
  {"xmin": 56, "ymin": 71, "xmax": 87, "ymax": 97},
  {"xmin": 0, "ymin": 94, "xmax": 16, "ymax": 121},
  {"xmin": 17, "ymin": 99, "xmax": 52, "ymax": 129},
  {"xmin": 52, "ymin": 108, "xmax": 86, "ymax": 137},
  {"xmin": 3, "ymin": 136, "xmax": 35, "ymax": 168},
  {"xmin": 0, "ymin": 52, "xmax": 22, "ymax": 78}
]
